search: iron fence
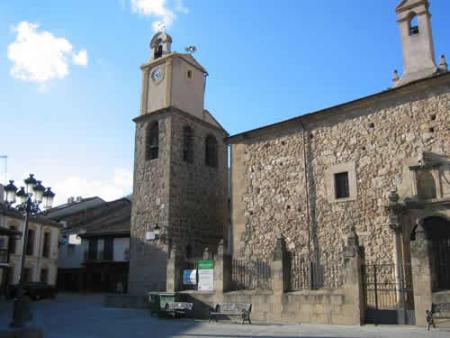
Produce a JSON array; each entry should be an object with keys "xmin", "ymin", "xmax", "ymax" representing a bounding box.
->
[
  {"xmin": 231, "ymin": 258, "xmax": 271, "ymax": 290},
  {"xmin": 287, "ymin": 253, "xmax": 343, "ymax": 291},
  {"xmin": 362, "ymin": 263, "xmax": 415, "ymax": 324},
  {"xmin": 363, "ymin": 263, "xmax": 400, "ymax": 310}
]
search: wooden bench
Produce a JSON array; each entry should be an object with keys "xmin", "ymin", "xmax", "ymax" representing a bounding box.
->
[
  {"xmin": 209, "ymin": 303, "xmax": 252, "ymax": 324},
  {"xmin": 426, "ymin": 303, "xmax": 450, "ymax": 330},
  {"xmin": 161, "ymin": 302, "xmax": 193, "ymax": 317}
]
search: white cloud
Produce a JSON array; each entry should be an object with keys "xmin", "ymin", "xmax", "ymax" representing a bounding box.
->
[
  {"xmin": 7, "ymin": 21, "xmax": 88, "ymax": 87},
  {"xmin": 72, "ymin": 49, "xmax": 88, "ymax": 66},
  {"xmin": 130, "ymin": 0, "xmax": 188, "ymax": 31},
  {"xmin": 52, "ymin": 169, "xmax": 132, "ymax": 205},
  {"xmin": 175, "ymin": 0, "xmax": 189, "ymax": 14}
]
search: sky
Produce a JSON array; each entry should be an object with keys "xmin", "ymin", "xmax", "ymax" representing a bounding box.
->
[{"xmin": 0, "ymin": 0, "xmax": 449, "ymax": 205}]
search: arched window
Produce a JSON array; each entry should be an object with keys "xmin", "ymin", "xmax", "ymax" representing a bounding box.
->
[
  {"xmin": 154, "ymin": 39, "xmax": 163, "ymax": 59},
  {"xmin": 409, "ymin": 15, "xmax": 419, "ymax": 35},
  {"xmin": 205, "ymin": 135, "xmax": 218, "ymax": 167},
  {"xmin": 146, "ymin": 122, "xmax": 159, "ymax": 160},
  {"xmin": 183, "ymin": 126, "xmax": 194, "ymax": 163}
]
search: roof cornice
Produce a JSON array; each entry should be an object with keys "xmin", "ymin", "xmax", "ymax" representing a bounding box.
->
[
  {"xmin": 227, "ymin": 72, "xmax": 450, "ymax": 143},
  {"xmin": 133, "ymin": 106, "xmax": 228, "ymax": 135}
]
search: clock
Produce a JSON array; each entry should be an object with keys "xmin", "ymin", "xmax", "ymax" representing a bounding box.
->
[{"xmin": 151, "ymin": 67, "xmax": 164, "ymax": 83}]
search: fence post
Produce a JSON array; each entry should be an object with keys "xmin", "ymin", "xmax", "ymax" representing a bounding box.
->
[
  {"xmin": 342, "ymin": 227, "xmax": 364, "ymax": 325},
  {"xmin": 410, "ymin": 220, "xmax": 433, "ymax": 327},
  {"xmin": 271, "ymin": 235, "xmax": 287, "ymax": 294},
  {"xmin": 214, "ymin": 240, "xmax": 230, "ymax": 296},
  {"xmin": 166, "ymin": 244, "xmax": 182, "ymax": 292}
]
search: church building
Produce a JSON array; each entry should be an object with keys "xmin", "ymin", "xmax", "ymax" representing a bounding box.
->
[{"xmin": 129, "ymin": 0, "xmax": 449, "ymax": 326}]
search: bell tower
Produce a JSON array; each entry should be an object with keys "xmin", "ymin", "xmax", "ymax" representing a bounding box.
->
[
  {"xmin": 129, "ymin": 32, "xmax": 228, "ymax": 295},
  {"xmin": 394, "ymin": 0, "xmax": 438, "ymax": 86}
]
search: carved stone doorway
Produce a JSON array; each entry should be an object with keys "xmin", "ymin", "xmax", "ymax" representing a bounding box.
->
[{"xmin": 422, "ymin": 217, "xmax": 450, "ymax": 292}]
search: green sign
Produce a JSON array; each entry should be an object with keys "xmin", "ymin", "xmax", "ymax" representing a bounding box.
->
[{"xmin": 198, "ymin": 260, "xmax": 214, "ymax": 270}]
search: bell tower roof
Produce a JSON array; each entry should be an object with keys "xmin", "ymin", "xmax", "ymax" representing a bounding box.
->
[
  {"xmin": 150, "ymin": 31, "xmax": 173, "ymax": 60},
  {"xmin": 393, "ymin": 0, "xmax": 443, "ymax": 87},
  {"xmin": 396, "ymin": 0, "xmax": 428, "ymax": 11}
]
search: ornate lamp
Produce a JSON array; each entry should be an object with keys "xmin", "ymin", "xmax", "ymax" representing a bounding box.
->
[
  {"xmin": 42, "ymin": 188, "xmax": 55, "ymax": 210},
  {"xmin": 16, "ymin": 188, "xmax": 27, "ymax": 205},
  {"xmin": 32, "ymin": 181, "xmax": 45, "ymax": 203},
  {"xmin": 4, "ymin": 180, "xmax": 17, "ymax": 204},
  {"xmin": 24, "ymin": 174, "xmax": 37, "ymax": 195},
  {"xmin": 5, "ymin": 174, "xmax": 56, "ymax": 328}
]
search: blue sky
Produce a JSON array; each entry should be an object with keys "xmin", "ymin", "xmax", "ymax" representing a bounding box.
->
[{"xmin": 0, "ymin": 0, "xmax": 449, "ymax": 204}]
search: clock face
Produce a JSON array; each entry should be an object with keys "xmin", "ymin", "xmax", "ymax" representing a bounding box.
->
[{"xmin": 151, "ymin": 67, "xmax": 164, "ymax": 83}]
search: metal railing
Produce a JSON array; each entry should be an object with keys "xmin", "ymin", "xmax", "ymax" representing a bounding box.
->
[
  {"xmin": 288, "ymin": 253, "xmax": 343, "ymax": 291},
  {"xmin": 0, "ymin": 249, "xmax": 8, "ymax": 264},
  {"xmin": 83, "ymin": 250, "xmax": 105, "ymax": 262},
  {"xmin": 231, "ymin": 258, "xmax": 271, "ymax": 290}
]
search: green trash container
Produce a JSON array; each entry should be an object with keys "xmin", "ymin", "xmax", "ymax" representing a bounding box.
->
[{"xmin": 148, "ymin": 292, "xmax": 179, "ymax": 317}]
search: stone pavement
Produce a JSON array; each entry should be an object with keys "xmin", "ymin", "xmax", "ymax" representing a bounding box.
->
[{"xmin": 0, "ymin": 294, "xmax": 449, "ymax": 338}]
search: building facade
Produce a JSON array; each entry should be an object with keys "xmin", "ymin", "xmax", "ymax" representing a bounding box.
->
[
  {"xmin": 0, "ymin": 202, "xmax": 60, "ymax": 292},
  {"xmin": 49, "ymin": 197, "xmax": 130, "ymax": 293},
  {"xmin": 127, "ymin": 0, "xmax": 449, "ymax": 326}
]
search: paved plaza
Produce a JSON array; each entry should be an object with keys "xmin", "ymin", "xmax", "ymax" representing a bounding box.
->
[{"xmin": 0, "ymin": 294, "xmax": 449, "ymax": 338}]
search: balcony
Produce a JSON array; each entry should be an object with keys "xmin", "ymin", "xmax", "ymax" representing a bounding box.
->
[
  {"xmin": 84, "ymin": 250, "xmax": 103, "ymax": 263},
  {"xmin": 83, "ymin": 250, "xmax": 114, "ymax": 263}
]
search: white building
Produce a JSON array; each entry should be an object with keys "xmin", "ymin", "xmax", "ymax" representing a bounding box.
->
[{"xmin": 0, "ymin": 203, "xmax": 60, "ymax": 289}]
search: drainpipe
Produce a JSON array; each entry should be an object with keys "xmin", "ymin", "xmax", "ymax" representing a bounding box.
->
[{"xmin": 298, "ymin": 121, "xmax": 313, "ymax": 265}]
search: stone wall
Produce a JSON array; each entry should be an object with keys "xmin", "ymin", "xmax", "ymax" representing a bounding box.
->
[
  {"xmin": 177, "ymin": 233, "xmax": 363, "ymax": 325},
  {"xmin": 129, "ymin": 108, "xmax": 228, "ymax": 295},
  {"xmin": 129, "ymin": 113, "xmax": 172, "ymax": 294},
  {"xmin": 182, "ymin": 290, "xmax": 351, "ymax": 324},
  {"xmin": 230, "ymin": 75, "xmax": 450, "ymax": 288},
  {"xmin": 169, "ymin": 113, "xmax": 228, "ymax": 257}
]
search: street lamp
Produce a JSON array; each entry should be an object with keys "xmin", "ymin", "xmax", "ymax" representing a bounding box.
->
[{"xmin": 3, "ymin": 174, "xmax": 55, "ymax": 328}]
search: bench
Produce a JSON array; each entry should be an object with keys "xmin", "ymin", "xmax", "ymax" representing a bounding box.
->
[
  {"xmin": 161, "ymin": 302, "xmax": 193, "ymax": 317},
  {"xmin": 209, "ymin": 303, "xmax": 252, "ymax": 324},
  {"xmin": 426, "ymin": 303, "xmax": 450, "ymax": 330}
]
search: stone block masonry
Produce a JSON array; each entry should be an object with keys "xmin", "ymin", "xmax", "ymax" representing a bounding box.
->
[
  {"xmin": 229, "ymin": 74, "xmax": 450, "ymax": 288},
  {"xmin": 129, "ymin": 107, "xmax": 228, "ymax": 295}
]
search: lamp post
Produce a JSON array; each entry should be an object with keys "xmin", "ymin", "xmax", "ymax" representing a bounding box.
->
[{"xmin": 3, "ymin": 174, "xmax": 55, "ymax": 328}]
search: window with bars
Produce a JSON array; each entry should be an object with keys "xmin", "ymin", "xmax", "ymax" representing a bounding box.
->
[{"xmin": 334, "ymin": 172, "xmax": 350, "ymax": 199}]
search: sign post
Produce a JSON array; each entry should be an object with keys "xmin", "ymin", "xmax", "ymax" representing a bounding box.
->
[
  {"xmin": 197, "ymin": 260, "xmax": 214, "ymax": 291},
  {"xmin": 183, "ymin": 269, "xmax": 197, "ymax": 285}
]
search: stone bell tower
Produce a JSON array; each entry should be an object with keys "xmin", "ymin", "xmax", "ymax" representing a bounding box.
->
[
  {"xmin": 128, "ymin": 32, "xmax": 228, "ymax": 295},
  {"xmin": 394, "ymin": 0, "xmax": 441, "ymax": 86}
]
